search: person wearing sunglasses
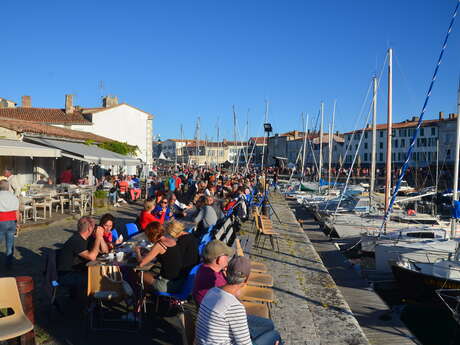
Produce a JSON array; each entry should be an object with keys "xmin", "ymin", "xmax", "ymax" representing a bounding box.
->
[{"xmin": 152, "ymin": 197, "xmax": 173, "ymax": 221}]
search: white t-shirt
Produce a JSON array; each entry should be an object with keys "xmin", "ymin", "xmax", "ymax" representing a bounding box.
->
[
  {"xmin": 0, "ymin": 191, "xmax": 19, "ymax": 212},
  {"xmin": 195, "ymin": 287, "xmax": 252, "ymax": 345}
]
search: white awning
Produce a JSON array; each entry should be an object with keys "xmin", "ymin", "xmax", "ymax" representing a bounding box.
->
[
  {"xmin": 25, "ymin": 138, "xmax": 140, "ymax": 166},
  {"xmin": 0, "ymin": 139, "xmax": 61, "ymax": 158}
]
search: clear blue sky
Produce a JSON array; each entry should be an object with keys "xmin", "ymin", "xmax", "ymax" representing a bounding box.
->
[{"xmin": 1, "ymin": 0, "xmax": 460, "ymax": 141}]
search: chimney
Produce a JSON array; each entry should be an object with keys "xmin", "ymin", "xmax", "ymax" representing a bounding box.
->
[
  {"xmin": 439, "ymin": 111, "xmax": 444, "ymax": 120},
  {"xmin": 449, "ymin": 113, "xmax": 455, "ymax": 119},
  {"xmin": 21, "ymin": 96, "xmax": 31, "ymax": 108},
  {"xmin": 65, "ymin": 94, "xmax": 74, "ymax": 114},
  {"xmin": 411, "ymin": 116, "xmax": 419, "ymax": 122},
  {"xmin": 102, "ymin": 95, "xmax": 118, "ymax": 108}
]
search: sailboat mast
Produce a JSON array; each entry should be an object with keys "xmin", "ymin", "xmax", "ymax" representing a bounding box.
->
[
  {"xmin": 301, "ymin": 113, "xmax": 308, "ymax": 181},
  {"xmin": 261, "ymin": 100, "xmax": 269, "ymax": 171},
  {"xmin": 328, "ymin": 100, "xmax": 336, "ymax": 187},
  {"xmin": 451, "ymin": 81, "xmax": 460, "ymax": 237},
  {"xmin": 318, "ymin": 102, "xmax": 324, "ymax": 190},
  {"xmin": 370, "ymin": 76, "xmax": 378, "ymax": 205},
  {"xmin": 384, "ymin": 48, "xmax": 393, "ymax": 231}
]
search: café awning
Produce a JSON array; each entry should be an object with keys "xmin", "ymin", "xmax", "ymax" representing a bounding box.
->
[
  {"xmin": 0, "ymin": 139, "xmax": 61, "ymax": 158},
  {"xmin": 26, "ymin": 138, "xmax": 141, "ymax": 166}
]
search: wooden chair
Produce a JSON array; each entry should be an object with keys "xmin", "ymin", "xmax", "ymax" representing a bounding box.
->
[
  {"xmin": 256, "ymin": 215, "xmax": 280, "ymax": 252},
  {"xmin": 247, "ymin": 272, "xmax": 273, "ymax": 287},
  {"xmin": 57, "ymin": 194, "xmax": 71, "ymax": 214},
  {"xmin": 87, "ymin": 264, "xmax": 140, "ymax": 331},
  {"xmin": 242, "ymin": 301, "xmax": 269, "ymax": 319},
  {"xmin": 20, "ymin": 203, "xmax": 35, "ymax": 223},
  {"xmin": 234, "ymin": 238, "xmax": 268, "ymax": 274},
  {"xmin": 32, "ymin": 198, "xmax": 51, "ymax": 220},
  {"xmin": 239, "ymin": 285, "xmax": 275, "ymax": 305},
  {"xmin": 72, "ymin": 193, "xmax": 91, "ymax": 216},
  {"xmin": 0, "ymin": 277, "xmax": 34, "ymax": 342},
  {"xmin": 235, "ymin": 237, "xmax": 273, "ymax": 287}
]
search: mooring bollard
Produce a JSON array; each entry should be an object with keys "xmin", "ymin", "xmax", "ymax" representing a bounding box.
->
[{"xmin": 15, "ymin": 276, "xmax": 36, "ymax": 345}]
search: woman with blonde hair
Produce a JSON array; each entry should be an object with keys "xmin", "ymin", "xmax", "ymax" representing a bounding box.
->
[{"xmin": 135, "ymin": 220, "xmax": 186, "ymax": 293}]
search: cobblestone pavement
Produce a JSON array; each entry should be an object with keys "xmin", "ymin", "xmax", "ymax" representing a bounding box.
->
[
  {"xmin": 242, "ymin": 193, "xmax": 369, "ymax": 345},
  {"xmin": 0, "ymin": 202, "xmax": 185, "ymax": 345}
]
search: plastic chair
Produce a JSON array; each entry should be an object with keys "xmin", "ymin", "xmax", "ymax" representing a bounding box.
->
[
  {"xmin": 154, "ymin": 264, "xmax": 201, "ymax": 311},
  {"xmin": 125, "ymin": 223, "xmax": 140, "ymax": 238},
  {"xmin": 198, "ymin": 233, "xmax": 213, "ymax": 256},
  {"xmin": 0, "ymin": 277, "xmax": 34, "ymax": 342}
]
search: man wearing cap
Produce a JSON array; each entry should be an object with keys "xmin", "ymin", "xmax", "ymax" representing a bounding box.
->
[
  {"xmin": 192, "ymin": 240, "xmax": 234, "ymax": 305},
  {"xmin": 196, "ymin": 256, "xmax": 282, "ymax": 345}
]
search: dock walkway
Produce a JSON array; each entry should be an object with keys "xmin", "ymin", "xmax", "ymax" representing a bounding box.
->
[
  {"xmin": 288, "ymin": 198, "xmax": 418, "ymax": 345},
  {"xmin": 243, "ymin": 193, "xmax": 369, "ymax": 345}
]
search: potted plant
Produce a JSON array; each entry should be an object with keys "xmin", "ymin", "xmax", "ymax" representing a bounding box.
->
[{"xmin": 93, "ymin": 190, "xmax": 108, "ymax": 208}]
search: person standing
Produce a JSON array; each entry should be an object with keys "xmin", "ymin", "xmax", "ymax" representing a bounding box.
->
[
  {"xmin": 0, "ymin": 180, "xmax": 20, "ymax": 269},
  {"xmin": 3, "ymin": 168, "xmax": 21, "ymax": 197}
]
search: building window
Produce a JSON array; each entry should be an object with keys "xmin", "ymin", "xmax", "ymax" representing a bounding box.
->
[
  {"xmin": 379, "ymin": 153, "xmax": 383, "ymax": 162},
  {"xmin": 379, "ymin": 142, "xmax": 383, "ymax": 149},
  {"xmin": 401, "ymin": 139, "xmax": 405, "ymax": 147},
  {"xmin": 379, "ymin": 131, "xmax": 383, "ymax": 138},
  {"xmin": 447, "ymin": 149, "xmax": 451, "ymax": 158},
  {"xmin": 364, "ymin": 132, "xmax": 368, "ymax": 139},
  {"xmin": 364, "ymin": 153, "xmax": 368, "ymax": 161},
  {"xmin": 420, "ymin": 128, "xmax": 424, "ymax": 136},
  {"xmin": 431, "ymin": 127, "xmax": 436, "ymax": 136},
  {"xmin": 398, "ymin": 152, "xmax": 401, "ymax": 161},
  {"xmin": 394, "ymin": 139, "xmax": 398, "ymax": 148},
  {"xmin": 417, "ymin": 138, "xmax": 420, "ymax": 147},
  {"xmin": 364, "ymin": 143, "xmax": 368, "ymax": 149}
]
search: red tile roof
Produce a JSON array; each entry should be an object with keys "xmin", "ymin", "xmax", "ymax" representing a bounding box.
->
[
  {"xmin": 0, "ymin": 107, "xmax": 91, "ymax": 125},
  {"xmin": 0, "ymin": 119, "xmax": 112, "ymax": 143},
  {"xmin": 249, "ymin": 137, "xmax": 267, "ymax": 145},
  {"xmin": 343, "ymin": 117, "xmax": 455, "ymax": 135}
]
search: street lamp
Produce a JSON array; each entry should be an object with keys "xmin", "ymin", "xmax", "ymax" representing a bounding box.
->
[{"xmin": 262, "ymin": 123, "xmax": 272, "ymax": 216}]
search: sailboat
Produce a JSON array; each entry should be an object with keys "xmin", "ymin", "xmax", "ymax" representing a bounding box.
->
[
  {"xmin": 389, "ymin": 2, "xmax": 460, "ymax": 300},
  {"xmin": 391, "ymin": 83, "xmax": 460, "ymax": 300}
]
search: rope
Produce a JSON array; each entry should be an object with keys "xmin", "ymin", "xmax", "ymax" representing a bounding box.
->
[{"xmin": 382, "ymin": 0, "xmax": 460, "ymax": 229}]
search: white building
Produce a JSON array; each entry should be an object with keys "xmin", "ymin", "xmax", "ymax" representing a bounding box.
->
[
  {"xmin": 71, "ymin": 96, "xmax": 153, "ymax": 169},
  {"xmin": 342, "ymin": 113, "xmax": 455, "ymax": 167},
  {"xmin": 0, "ymin": 95, "xmax": 154, "ymax": 174}
]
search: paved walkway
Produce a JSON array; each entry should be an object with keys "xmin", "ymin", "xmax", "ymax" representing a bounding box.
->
[
  {"xmin": 0, "ymin": 202, "xmax": 186, "ymax": 345},
  {"xmin": 242, "ymin": 193, "xmax": 369, "ymax": 345},
  {"xmin": 289, "ymin": 200, "xmax": 418, "ymax": 345}
]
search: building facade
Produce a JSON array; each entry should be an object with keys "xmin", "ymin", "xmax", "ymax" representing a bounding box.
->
[{"xmin": 342, "ymin": 113, "xmax": 455, "ymax": 168}]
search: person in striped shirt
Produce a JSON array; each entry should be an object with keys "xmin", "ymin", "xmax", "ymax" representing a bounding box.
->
[{"xmin": 195, "ymin": 256, "xmax": 281, "ymax": 345}]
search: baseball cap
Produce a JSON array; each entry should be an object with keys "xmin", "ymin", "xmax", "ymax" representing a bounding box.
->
[
  {"xmin": 203, "ymin": 240, "xmax": 234, "ymax": 262},
  {"xmin": 226, "ymin": 256, "xmax": 251, "ymax": 284}
]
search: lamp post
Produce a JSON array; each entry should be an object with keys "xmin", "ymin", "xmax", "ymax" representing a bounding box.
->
[{"xmin": 262, "ymin": 123, "xmax": 272, "ymax": 216}]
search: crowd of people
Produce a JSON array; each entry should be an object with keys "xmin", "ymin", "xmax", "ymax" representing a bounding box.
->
[{"xmin": 52, "ymin": 167, "xmax": 281, "ymax": 345}]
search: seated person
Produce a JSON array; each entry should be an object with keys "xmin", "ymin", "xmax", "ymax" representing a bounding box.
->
[
  {"xmin": 192, "ymin": 240, "xmax": 234, "ymax": 305},
  {"xmin": 152, "ymin": 196, "xmax": 173, "ymax": 221},
  {"xmin": 128, "ymin": 176, "xmax": 141, "ymax": 201},
  {"xmin": 168, "ymin": 193, "xmax": 191, "ymax": 218},
  {"xmin": 57, "ymin": 217, "xmax": 104, "ymax": 297},
  {"xmin": 135, "ymin": 221, "xmax": 185, "ymax": 293},
  {"xmin": 96, "ymin": 213, "xmax": 123, "ymax": 251},
  {"xmin": 193, "ymin": 196, "xmax": 218, "ymax": 235},
  {"xmin": 118, "ymin": 176, "xmax": 129, "ymax": 202},
  {"xmin": 175, "ymin": 222, "xmax": 200, "ymax": 277},
  {"xmin": 139, "ymin": 200, "xmax": 166, "ymax": 229},
  {"xmin": 196, "ymin": 256, "xmax": 282, "ymax": 345}
]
